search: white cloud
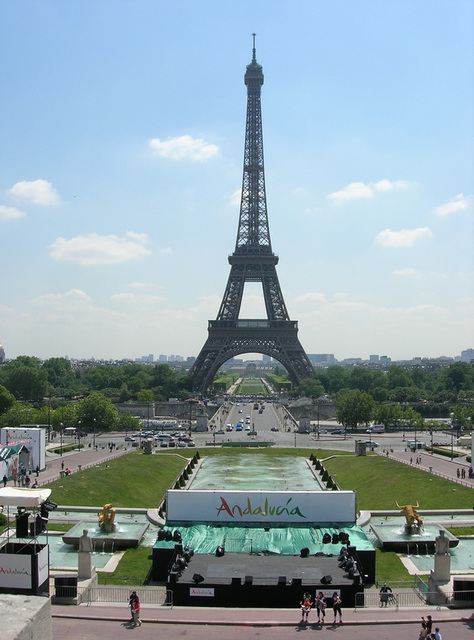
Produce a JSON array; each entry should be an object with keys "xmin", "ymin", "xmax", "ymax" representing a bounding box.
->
[
  {"xmin": 8, "ymin": 179, "xmax": 60, "ymax": 205},
  {"xmin": 434, "ymin": 193, "xmax": 472, "ymax": 217},
  {"xmin": 327, "ymin": 181, "xmax": 374, "ymax": 203},
  {"xmin": 327, "ymin": 178, "xmax": 411, "ymax": 203},
  {"xmin": 375, "ymin": 227, "xmax": 433, "ymax": 247},
  {"xmin": 33, "ymin": 288, "xmax": 92, "ymax": 307},
  {"xmin": 294, "ymin": 291, "xmax": 326, "ymax": 303},
  {"xmin": 0, "ymin": 205, "xmax": 26, "ymax": 221},
  {"xmin": 49, "ymin": 232, "xmax": 151, "ymax": 265},
  {"xmin": 374, "ymin": 179, "xmax": 411, "ymax": 191},
  {"xmin": 149, "ymin": 134, "xmax": 218, "ymax": 161},
  {"xmin": 229, "ymin": 188, "xmax": 241, "ymax": 207},
  {"xmin": 110, "ymin": 293, "xmax": 165, "ymax": 304},
  {"xmin": 393, "ymin": 267, "xmax": 419, "ymax": 277}
]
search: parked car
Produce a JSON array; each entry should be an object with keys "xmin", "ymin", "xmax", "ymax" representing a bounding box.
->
[
  {"xmin": 215, "ymin": 429, "xmax": 225, "ymax": 435},
  {"xmin": 331, "ymin": 429, "xmax": 346, "ymax": 435},
  {"xmin": 365, "ymin": 441, "xmax": 379, "ymax": 447},
  {"xmin": 131, "ymin": 441, "xmax": 139, "ymax": 447},
  {"xmin": 168, "ymin": 440, "xmax": 176, "ymax": 447},
  {"xmin": 319, "ymin": 429, "xmax": 328, "ymax": 434},
  {"xmin": 270, "ymin": 427, "xmax": 279, "ymax": 432},
  {"xmin": 236, "ymin": 425, "xmax": 243, "ymax": 431},
  {"xmin": 187, "ymin": 441, "xmax": 196, "ymax": 447},
  {"xmin": 178, "ymin": 441, "xmax": 187, "ymax": 448},
  {"xmin": 160, "ymin": 441, "xmax": 168, "ymax": 448},
  {"xmin": 124, "ymin": 436, "xmax": 136, "ymax": 441},
  {"xmin": 248, "ymin": 430, "xmax": 257, "ymax": 436}
]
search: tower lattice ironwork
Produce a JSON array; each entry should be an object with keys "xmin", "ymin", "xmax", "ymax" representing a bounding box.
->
[{"xmin": 191, "ymin": 38, "xmax": 314, "ymax": 393}]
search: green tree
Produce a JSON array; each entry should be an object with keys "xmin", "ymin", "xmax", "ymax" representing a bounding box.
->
[
  {"xmin": 0, "ymin": 384, "xmax": 15, "ymax": 414},
  {"xmin": 117, "ymin": 412, "xmax": 141, "ymax": 432},
  {"xmin": 335, "ymin": 390, "xmax": 375, "ymax": 429},
  {"xmin": 297, "ymin": 377, "xmax": 325, "ymax": 399},
  {"xmin": 76, "ymin": 392, "xmax": 118, "ymax": 433},
  {"xmin": 373, "ymin": 403, "xmax": 403, "ymax": 429},
  {"xmin": 0, "ymin": 357, "xmax": 48, "ymax": 401}
]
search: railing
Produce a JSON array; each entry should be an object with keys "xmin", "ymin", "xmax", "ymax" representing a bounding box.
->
[
  {"xmin": 355, "ymin": 589, "xmax": 474, "ymax": 609},
  {"xmin": 51, "ymin": 583, "xmax": 173, "ymax": 607}
]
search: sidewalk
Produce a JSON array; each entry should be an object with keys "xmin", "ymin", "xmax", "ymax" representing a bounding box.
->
[{"xmin": 51, "ymin": 602, "xmax": 473, "ymax": 627}]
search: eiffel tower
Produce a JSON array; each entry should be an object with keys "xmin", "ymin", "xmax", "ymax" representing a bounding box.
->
[{"xmin": 191, "ymin": 37, "xmax": 314, "ymax": 393}]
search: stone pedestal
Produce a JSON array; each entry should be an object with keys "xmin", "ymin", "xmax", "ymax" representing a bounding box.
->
[
  {"xmin": 433, "ymin": 553, "xmax": 451, "ymax": 582},
  {"xmin": 78, "ymin": 551, "xmax": 92, "ymax": 579}
]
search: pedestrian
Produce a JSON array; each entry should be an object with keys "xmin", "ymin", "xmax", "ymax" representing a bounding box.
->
[
  {"xmin": 410, "ymin": 457, "xmax": 413, "ymax": 465},
  {"xmin": 300, "ymin": 591, "xmax": 312, "ymax": 623},
  {"xmin": 61, "ymin": 461, "xmax": 65, "ymax": 470},
  {"xmin": 457, "ymin": 468, "xmax": 460, "ymax": 478},
  {"xmin": 315, "ymin": 591, "xmax": 326, "ymax": 624},
  {"xmin": 35, "ymin": 465, "xmax": 40, "ymax": 477},
  {"xmin": 131, "ymin": 596, "xmax": 141, "ymax": 627},
  {"xmin": 422, "ymin": 615, "xmax": 433, "ymax": 635},
  {"xmin": 32, "ymin": 479, "xmax": 39, "ymax": 488},
  {"xmin": 128, "ymin": 591, "xmax": 137, "ymax": 621},
  {"xmin": 332, "ymin": 591, "xmax": 343, "ymax": 624},
  {"xmin": 379, "ymin": 582, "xmax": 392, "ymax": 607},
  {"xmin": 434, "ymin": 627, "xmax": 442, "ymax": 640},
  {"xmin": 2, "ymin": 474, "xmax": 7, "ymax": 487}
]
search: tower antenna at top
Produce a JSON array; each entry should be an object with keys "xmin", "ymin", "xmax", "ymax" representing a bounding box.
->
[{"xmin": 252, "ymin": 33, "xmax": 256, "ymax": 61}]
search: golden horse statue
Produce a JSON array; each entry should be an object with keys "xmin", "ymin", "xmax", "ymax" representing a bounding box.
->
[
  {"xmin": 396, "ymin": 501, "xmax": 423, "ymax": 528},
  {"xmin": 98, "ymin": 503, "xmax": 116, "ymax": 528}
]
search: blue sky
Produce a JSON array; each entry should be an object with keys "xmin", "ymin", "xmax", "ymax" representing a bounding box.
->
[{"xmin": 1, "ymin": 0, "xmax": 473, "ymax": 362}]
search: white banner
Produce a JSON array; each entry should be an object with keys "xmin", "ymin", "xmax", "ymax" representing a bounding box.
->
[
  {"xmin": 37, "ymin": 545, "xmax": 49, "ymax": 586},
  {"xmin": 190, "ymin": 587, "xmax": 215, "ymax": 597},
  {"xmin": 167, "ymin": 490, "xmax": 356, "ymax": 523},
  {"xmin": 0, "ymin": 554, "xmax": 32, "ymax": 588}
]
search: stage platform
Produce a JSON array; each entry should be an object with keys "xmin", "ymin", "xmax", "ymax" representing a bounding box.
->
[{"xmin": 165, "ymin": 551, "xmax": 365, "ymax": 608}]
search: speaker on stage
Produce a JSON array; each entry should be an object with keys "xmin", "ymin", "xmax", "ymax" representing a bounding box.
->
[
  {"xmin": 244, "ymin": 575, "xmax": 253, "ymax": 585},
  {"xmin": 174, "ymin": 543, "xmax": 183, "ymax": 555},
  {"xmin": 169, "ymin": 572, "xmax": 179, "ymax": 584},
  {"xmin": 320, "ymin": 575, "xmax": 332, "ymax": 585},
  {"xmin": 215, "ymin": 545, "xmax": 225, "ymax": 557},
  {"xmin": 300, "ymin": 547, "xmax": 309, "ymax": 558},
  {"xmin": 332, "ymin": 533, "xmax": 340, "ymax": 544},
  {"xmin": 322, "ymin": 533, "xmax": 331, "ymax": 544},
  {"xmin": 173, "ymin": 529, "xmax": 182, "ymax": 542},
  {"xmin": 292, "ymin": 578, "xmax": 302, "ymax": 588},
  {"xmin": 16, "ymin": 512, "xmax": 30, "ymax": 538},
  {"xmin": 278, "ymin": 576, "xmax": 287, "ymax": 586},
  {"xmin": 231, "ymin": 577, "xmax": 241, "ymax": 586},
  {"xmin": 192, "ymin": 573, "xmax": 205, "ymax": 583},
  {"xmin": 158, "ymin": 529, "xmax": 166, "ymax": 540}
]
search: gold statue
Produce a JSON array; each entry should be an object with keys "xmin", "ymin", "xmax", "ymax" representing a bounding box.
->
[
  {"xmin": 98, "ymin": 503, "xmax": 116, "ymax": 529},
  {"xmin": 396, "ymin": 501, "xmax": 423, "ymax": 529}
]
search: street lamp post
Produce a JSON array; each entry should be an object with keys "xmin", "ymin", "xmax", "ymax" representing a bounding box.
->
[
  {"xmin": 451, "ymin": 430, "xmax": 454, "ymax": 461},
  {"xmin": 77, "ymin": 421, "xmax": 81, "ymax": 451},
  {"xmin": 93, "ymin": 418, "xmax": 97, "ymax": 449},
  {"xmin": 317, "ymin": 401, "xmax": 320, "ymax": 440},
  {"xmin": 60, "ymin": 423, "xmax": 63, "ymax": 456}
]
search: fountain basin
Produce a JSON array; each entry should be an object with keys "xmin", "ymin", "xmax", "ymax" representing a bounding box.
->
[
  {"xmin": 370, "ymin": 523, "xmax": 459, "ymax": 552},
  {"xmin": 62, "ymin": 520, "xmax": 149, "ymax": 550}
]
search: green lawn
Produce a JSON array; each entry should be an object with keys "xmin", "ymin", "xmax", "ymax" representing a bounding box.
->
[
  {"xmin": 44, "ymin": 451, "xmax": 187, "ymax": 508},
  {"xmin": 323, "ymin": 454, "xmax": 473, "ymax": 510}
]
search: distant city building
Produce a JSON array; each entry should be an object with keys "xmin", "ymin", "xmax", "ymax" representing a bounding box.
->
[
  {"xmin": 369, "ymin": 354, "xmax": 379, "ymax": 363},
  {"xmin": 158, "ymin": 355, "xmax": 167, "ymax": 363},
  {"xmin": 0, "ymin": 344, "xmax": 5, "ymax": 364},
  {"xmin": 460, "ymin": 348, "xmax": 474, "ymax": 363},
  {"xmin": 379, "ymin": 355, "xmax": 391, "ymax": 364},
  {"xmin": 307, "ymin": 354, "xmax": 337, "ymax": 366}
]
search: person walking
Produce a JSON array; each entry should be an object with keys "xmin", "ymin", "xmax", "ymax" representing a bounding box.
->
[
  {"xmin": 332, "ymin": 592, "xmax": 343, "ymax": 624},
  {"xmin": 433, "ymin": 627, "xmax": 442, "ymax": 640},
  {"xmin": 299, "ymin": 592, "xmax": 312, "ymax": 623},
  {"xmin": 379, "ymin": 582, "xmax": 392, "ymax": 606},
  {"xmin": 422, "ymin": 615, "xmax": 433, "ymax": 635},
  {"xmin": 128, "ymin": 590, "xmax": 138, "ymax": 622},
  {"xmin": 131, "ymin": 596, "xmax": 141, "ymax": 627},
  {"xmin": 2, "ymin": 474, "xmax": 7, "ymax": 487}
]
